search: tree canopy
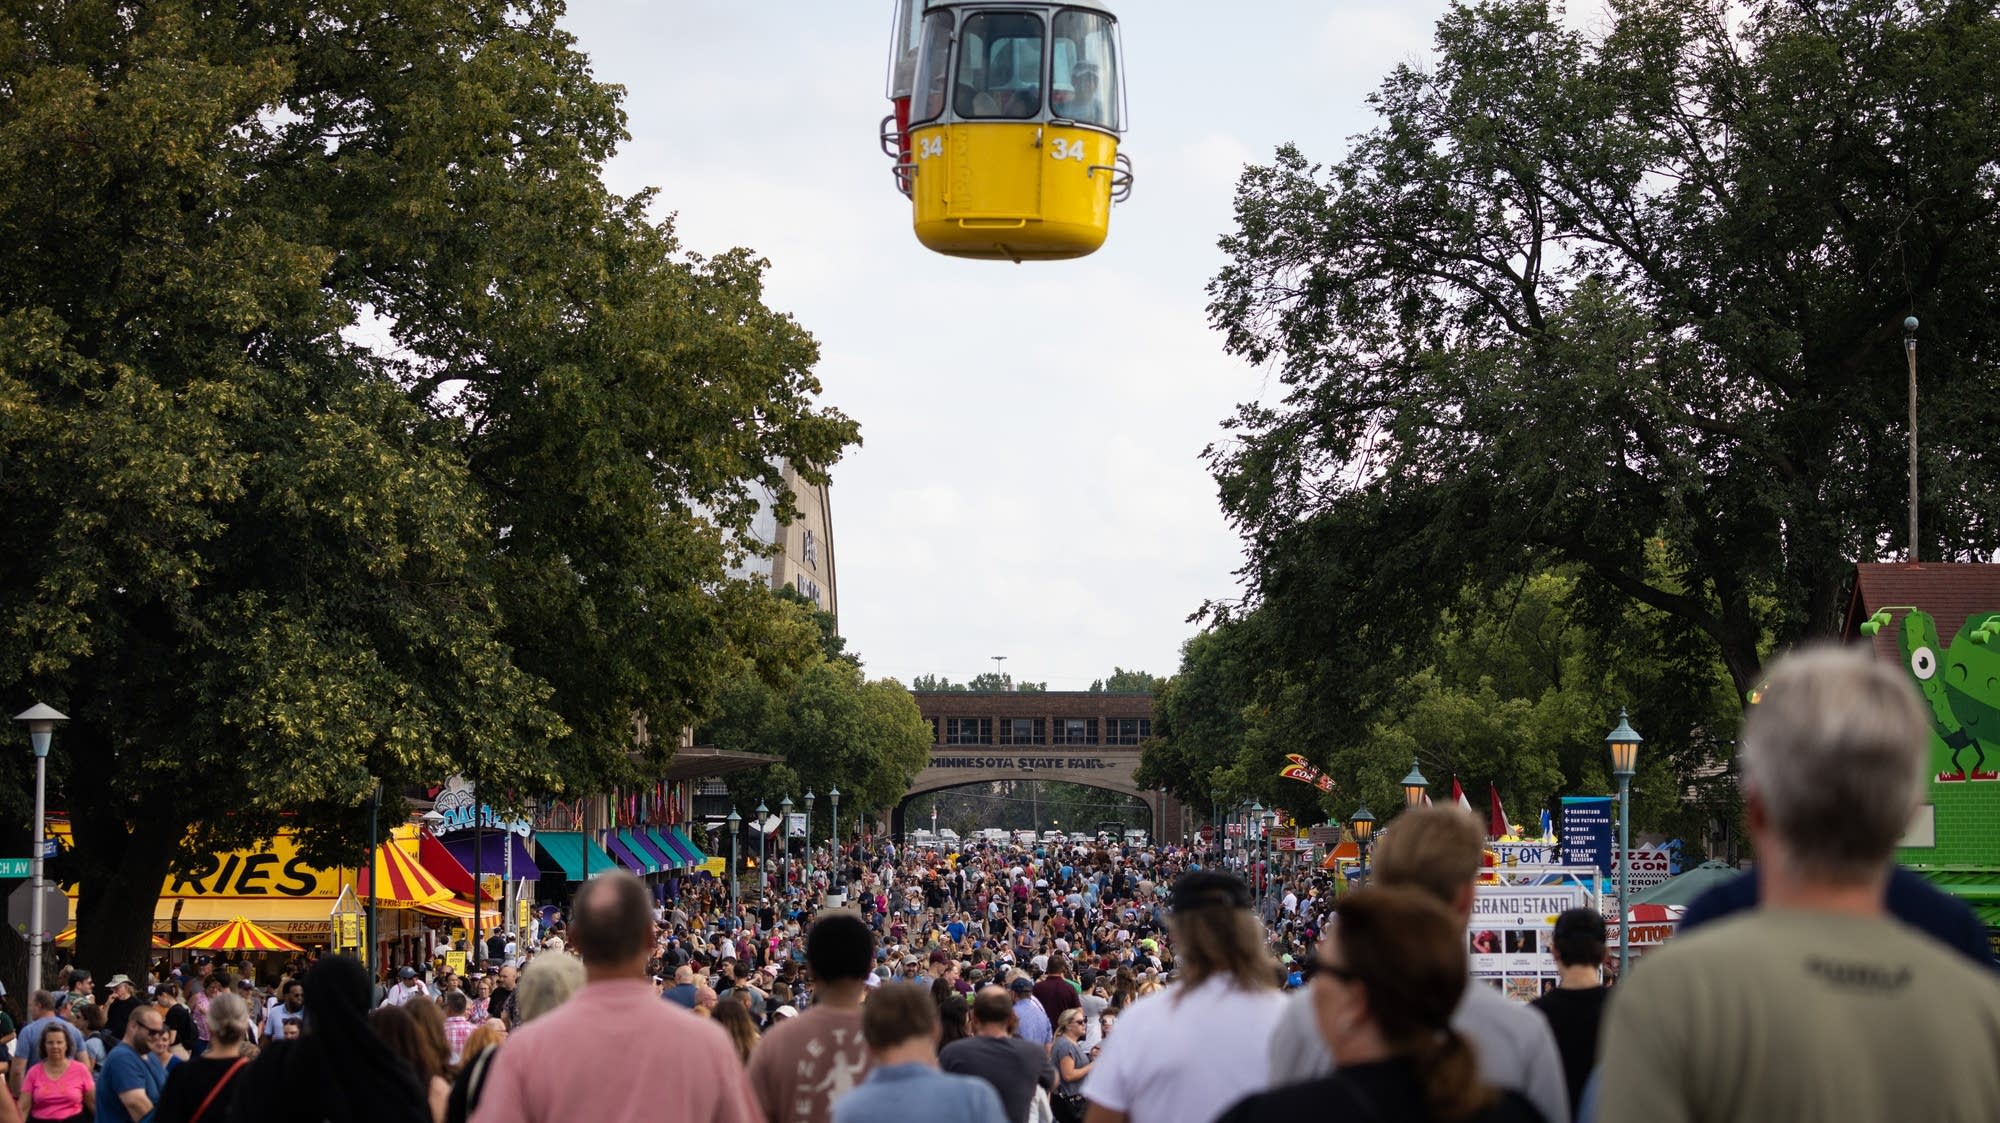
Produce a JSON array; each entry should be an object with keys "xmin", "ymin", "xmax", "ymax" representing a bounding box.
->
[
  {"xmin": 1139, "ymin": 568, "xmax": 1740, "ymax": 852},
  {"xmin": 1206, "ymin": 0, "xmax": 2000, "ymax": 709},
  {"xmin": 0, "ymin": 0, "xmax": 855, "ymax": 984},
  {"xmin": 909, "ymin": 673, "xmax": 1048, "ymax": 692},
  {"xmin": 1089, "ymin": 668, "xmax": 1163, "ymax": 693},
  {"xmin": 698, "ymin": 654, "xmax": 935, "ymax": 842}
]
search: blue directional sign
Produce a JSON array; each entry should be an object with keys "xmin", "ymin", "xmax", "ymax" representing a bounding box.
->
[{"xmin": 1559, "ymin": 795, "xmax": 1615, "ymax": 875}]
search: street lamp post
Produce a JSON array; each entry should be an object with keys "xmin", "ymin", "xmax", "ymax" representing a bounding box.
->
[
  {"xmin": 1605, "ymin": 710, "xmax": 1644, "ymax": 978},
  {"xmin": 14, "ymin": 704, "xmax": 67, "ymax": 992},
  {"xmin": 1349, "ymin": 805, "xmax": 1375, "ymax": 885},
  {"xmin": 780, "ymin": 794, "xmax": 794, "ymax": 900},
  {"xmin": 727, "ymin": 807, "xmax": 742, "ymax": 909},
  {"xmin": 1210, "ymin": 789, "xmax": 1222, "ymax": 860},
  {"xmin": 367, "ymin": 780, "xmax": 380, "ymax": 977},
  {"xmin": 804, "ymin": 790, "xmax": 816, "ymax": 885},
  {"xmin": 829, "ymin": 786, "xmax": 841, "ymax": 892},
  {"xmin": 1248, "ymin": 801, "xmax": 1264, "ymax": 894},
  {"xmin": 756, "ymin": 801, "xmax": 770, "ymax": 895},
  {"xmin": 1905, "ymin": 315, "xmax": 1920, "ymax": 560},
  {"xmin": 1401, "ymin": 759, "xmax": 1430, "ymax": 812},
  {"xmin": 1265, "ymin": 806, "xmax": 1279, "ymax": 896},
  {"xmin": 1234, "ymin": 800, "xmax": 1251, "ymax": 870}
]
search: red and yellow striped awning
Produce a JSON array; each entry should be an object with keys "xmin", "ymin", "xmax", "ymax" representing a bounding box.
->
[
  {"xmin": 171, "ymin": 917, "xmax": 306, "ymax": 952},
  {"xmin": 55, "ymin": 927, "xmax": 168, "ymax": 948},
  {"xmin": 360, "ymin": 833, "xmax": 452, "ymax": 908},
  {"xmin": 415, "ymin": 897, "xmax": 504, "ymax": 930}
]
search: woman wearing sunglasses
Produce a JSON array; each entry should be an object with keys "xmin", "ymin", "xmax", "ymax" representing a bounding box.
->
[{"xmin": 1219, "ymin": 888, "xmax": 1540, "ymax": 1123}]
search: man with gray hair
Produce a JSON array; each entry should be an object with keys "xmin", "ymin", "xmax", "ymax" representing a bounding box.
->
[{"xmin": 1597, "ymin": 645, "xmax": 2000, "ymax": 1120}]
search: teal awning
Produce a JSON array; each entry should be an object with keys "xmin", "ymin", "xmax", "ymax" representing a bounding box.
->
[
  {"xmin": 535, "ymin": 831, "xmax": 619, "ymax": 882},
  {"xmin": 668, "ymin": 827, "xmax": 709, "ymax": 865},
  {"xmin": 613, "ymin": 829, "xmax": 663, "ymax": 875},
  {"xmin": 652, "ymin": 823, "xmax": 700, "ymax": 867}
]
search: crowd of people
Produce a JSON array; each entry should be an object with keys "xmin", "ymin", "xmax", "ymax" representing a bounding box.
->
[{"xmin": 6, "ymin": 645, "xmax": 1999, "ymax": 1122}]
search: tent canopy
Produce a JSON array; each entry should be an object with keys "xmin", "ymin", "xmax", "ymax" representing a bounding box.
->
[{"xmin": 1627, "ymin": 861, "xmax": 1740, "ymax": 908}]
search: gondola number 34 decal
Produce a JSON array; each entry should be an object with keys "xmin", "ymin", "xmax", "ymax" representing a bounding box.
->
[
  {"xmin": 919, "ymin": 136, "xmax": 944, "ymax": 159},
  {"xmin": 1049, "ymin": 139, "xmax": 1088, "ymax": 161}
]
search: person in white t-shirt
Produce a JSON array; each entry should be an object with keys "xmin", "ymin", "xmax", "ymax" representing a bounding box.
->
[{"xmin": 1083, "ymin": 871, "xmax": 1287, "ymax": 1123}]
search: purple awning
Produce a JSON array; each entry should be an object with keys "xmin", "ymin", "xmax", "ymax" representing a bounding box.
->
[
  {"xmin": 602, "ymin": 831, "xmax": 649, "ymax": 875},
  {"xmin": 439, "ymin": 831, "xmax": 541, "ymax": 881},
  {"xmin": 631, "ymin": 830, "xmax": 680, "ymax": 870}
]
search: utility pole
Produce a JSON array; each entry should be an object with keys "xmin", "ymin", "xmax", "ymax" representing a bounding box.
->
[{"xmin": 1906, "ymin": 315, "xmax": 1920, "ymax": 562}]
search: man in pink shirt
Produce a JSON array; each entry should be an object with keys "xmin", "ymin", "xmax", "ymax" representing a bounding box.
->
[{"xmin": 472, "ymin": 871, "xmax": 762, "ymax": 1123}]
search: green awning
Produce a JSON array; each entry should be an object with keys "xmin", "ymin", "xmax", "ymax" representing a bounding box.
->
[
  {"xmin": 614, "ymin": 829, "xmax": 663, "ymax": 875},
  {"xmin": 535, "ymin": 831, "xmax": 619, "ymax": 882},
  {"xmin": 669, "ymin": 827, "xmax": 709, "ymax": 865},
  {"xmin": 641, "ymin": 828, "xmax": 686, "ymax": 870}
]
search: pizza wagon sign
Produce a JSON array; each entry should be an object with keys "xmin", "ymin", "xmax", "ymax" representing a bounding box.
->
[{"xmin": 1624, "ymin": 847, "xmax": 1673, "ymax": 894}]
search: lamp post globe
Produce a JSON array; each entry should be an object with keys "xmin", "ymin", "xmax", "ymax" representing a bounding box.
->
[
  {"xmin": 1605, "ymin": 709, "xmax": 1644, "ymax": 977},
  {"xmin": 1349, "ymin": 805, "xmax": 1376, "ymax": 879},
  {"xmin": 15, "ymin": 703, "xmax": 68, "ymax": 992},
  {"xmin": 1400, "ymin": 760, "xmax": 1429, "ymax": 811}
]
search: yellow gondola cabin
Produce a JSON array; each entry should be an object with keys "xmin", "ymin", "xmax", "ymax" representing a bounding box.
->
[{"xmin": 885, "ymin": 1, "xmax": 1133, "ymax": 261}]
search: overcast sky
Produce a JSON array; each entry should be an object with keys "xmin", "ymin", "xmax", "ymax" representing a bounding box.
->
[{"xmin": 555, "ymin": 1, "xmax": 1521, "ymax": 690}]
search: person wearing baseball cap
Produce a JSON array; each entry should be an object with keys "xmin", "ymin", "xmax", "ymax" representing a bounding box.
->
[
  {"xmin": 1007, "ymin": 976, "xmax": 1051, "ymax": 1045},
  {"xmin": 383, "ymin": 966, "xmax": 426, "ymax": 1008}
]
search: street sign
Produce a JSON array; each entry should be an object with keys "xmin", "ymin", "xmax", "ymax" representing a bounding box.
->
[
  {"xmin": 36, "ymin": 838, "xmax": 57, "ymax": 859},
  {"xmin": 0, "ymin": 858, "xmax": 31, "ymax": 878},
  {"xmin": 6, "ymin": 883, "xmax": 68, "ymax": 935}
]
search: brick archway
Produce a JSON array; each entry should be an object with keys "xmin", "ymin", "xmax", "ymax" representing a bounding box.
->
[{"xmin": 903, "ymin": 691, "xmax": 1187, "ymax": 844}]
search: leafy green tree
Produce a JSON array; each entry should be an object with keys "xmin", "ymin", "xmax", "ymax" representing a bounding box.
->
[
  {"xmin": 909, "ymin": 673, "xmax": 1046, "ymax": 692},
  {"xmin": 1206, "ymin": 0, "xmax": 2000, "ymax": 708},
  {"xmin": 1143, "ymin": 569, "xmax": 1740, "ymax": 853},
  {"xmin": 1089, "ymin": 668, "xmax": 1163, "ymax": 693},
  {"xmin": 701, "ymin": 655, "xmax": 934, "ymax": 843},
  {"xmin": 0, "ymin": 0, "xmax": 854, "ymax": 984}
]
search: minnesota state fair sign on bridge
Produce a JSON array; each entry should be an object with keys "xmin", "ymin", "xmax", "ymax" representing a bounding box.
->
[
  {"xmin": 900, "ymin": 691, "xmax": 1188, "ymax": 840},
  {"xmin": 925, "ymin": 754, "xmax": 1121, "ymax": 773}
]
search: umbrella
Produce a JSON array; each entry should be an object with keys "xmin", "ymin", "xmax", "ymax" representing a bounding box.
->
[
  {"xmin": 171, "ymin": 917, "xmax": 306, "ymax": 953},
  {"xmin": 1626, "ymin": 860, "xmax": 1741, "ymax": 908}
]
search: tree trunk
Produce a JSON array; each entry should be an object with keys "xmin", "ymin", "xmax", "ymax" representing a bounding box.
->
[{"xmin": 71, "ymin": 815, "xmax": 177, "ymax": 984}]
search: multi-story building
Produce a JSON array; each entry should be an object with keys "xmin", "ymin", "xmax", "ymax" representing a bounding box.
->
[{"xmin": 732, "ymin": 459, "xmax": 837, "ymax": 618}]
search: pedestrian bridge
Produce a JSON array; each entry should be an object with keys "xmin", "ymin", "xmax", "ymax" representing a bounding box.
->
[{"xmin": 894, "ymin": 691, "xmax": 1186, "ymax": 841}]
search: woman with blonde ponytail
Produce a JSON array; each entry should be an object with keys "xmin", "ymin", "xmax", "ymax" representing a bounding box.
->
[{"xmin": 1217, "ymin": 887, "xmax": 1540, "ymax": 1123}]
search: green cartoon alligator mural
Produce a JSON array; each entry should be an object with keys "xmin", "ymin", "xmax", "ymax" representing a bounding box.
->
[{"xmin": 1859, "ymin": 607, "xmax": 2000, "ymax": 783}]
